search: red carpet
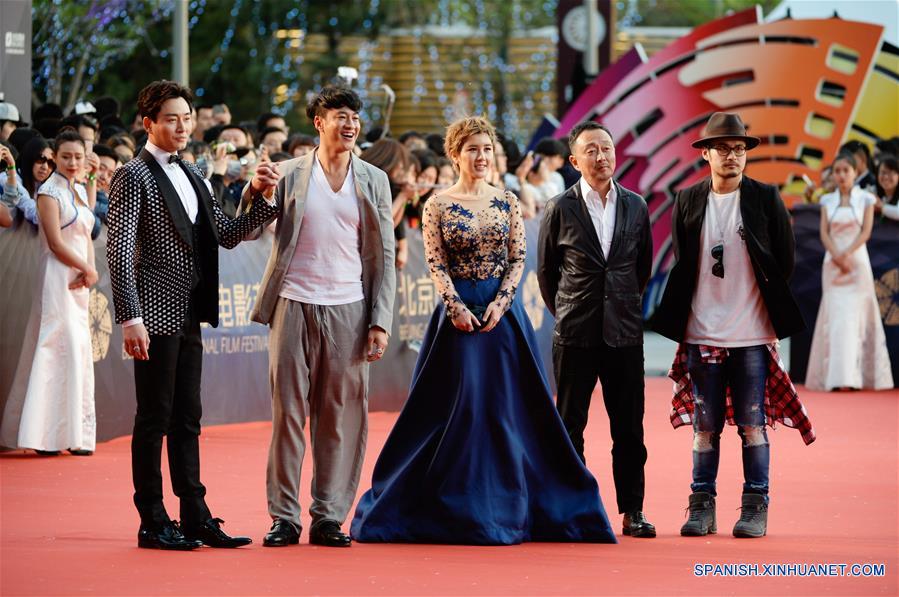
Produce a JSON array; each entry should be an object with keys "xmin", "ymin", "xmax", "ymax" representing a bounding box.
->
[{"xmin": 2, "ymin": 378, "xmax": 896, "ymax": 596}]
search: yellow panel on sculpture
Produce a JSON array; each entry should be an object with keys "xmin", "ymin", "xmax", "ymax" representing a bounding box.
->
[{"xmin": 851, "ymin": 52, "xmax": 899, "ymax": 141}]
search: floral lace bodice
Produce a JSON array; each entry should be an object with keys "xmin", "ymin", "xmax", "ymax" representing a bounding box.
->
[{"xmin": 422, "ymin": 189, "xmax": 526, "ymax": 318}]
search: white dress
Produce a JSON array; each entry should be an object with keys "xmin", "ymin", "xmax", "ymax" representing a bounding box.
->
[
  {"xmin": 0, "ymin": 172, "xmax": 96, "ymax": 451},
  {"xmin": 805, "ymin": 188, "xmax": 894, "ymax": 391}
]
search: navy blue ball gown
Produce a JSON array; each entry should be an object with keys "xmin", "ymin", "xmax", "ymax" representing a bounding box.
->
[{"xmin": 351, "ymin": 190, "xmax": 616, "ymax": 545}]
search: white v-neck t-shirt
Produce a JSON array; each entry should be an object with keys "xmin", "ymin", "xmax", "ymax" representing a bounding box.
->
[
  {"xmin": 279, "ymin": 157, "xmax": 364, "ymax": 305},
  {"xmin": 684, "ymin": 189, "xmax": 776, "ymax": 347}
]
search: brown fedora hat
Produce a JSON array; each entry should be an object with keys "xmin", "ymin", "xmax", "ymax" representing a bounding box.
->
[{"xmin": 691, "ymin": 112, "xmax": 760, "ymax": 149}]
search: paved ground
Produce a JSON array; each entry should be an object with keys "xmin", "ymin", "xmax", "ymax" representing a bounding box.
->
[{"xmin": 2, "ymin": 378, "xmax": 894, "ymax": 596}]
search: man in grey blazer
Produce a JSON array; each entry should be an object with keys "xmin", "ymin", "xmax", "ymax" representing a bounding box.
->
[{"xmin": 244, "ymin": 87, "xmax": 395, "ymax": 548}]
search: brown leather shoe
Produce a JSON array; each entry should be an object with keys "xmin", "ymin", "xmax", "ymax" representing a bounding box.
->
[{"xmin": 623, "ymin": 511, "xmax": 656, "ymax": 538}]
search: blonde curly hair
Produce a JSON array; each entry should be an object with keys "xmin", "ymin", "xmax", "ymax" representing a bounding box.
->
[{"xmin": 444, "ymin": 116, "xmax": 497, "ymax": 169}]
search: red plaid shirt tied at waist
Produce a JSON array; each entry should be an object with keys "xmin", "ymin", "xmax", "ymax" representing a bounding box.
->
[{"xmin": 668, "ymin": 343, "xmax": 816, "ymax": 446}]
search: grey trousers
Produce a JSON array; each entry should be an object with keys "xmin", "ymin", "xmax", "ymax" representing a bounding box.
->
[{"xmin": 267, "ymin": 297, "xmax": 369, "ymax": 530}]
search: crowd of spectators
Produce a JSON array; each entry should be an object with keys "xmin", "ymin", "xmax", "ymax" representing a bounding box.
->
[
  {"xmin": 3, "ymin": 93, "xmax": 897, "ymax": 250},
  {"xmin": 1, "ymin": 94, "xmax": 583, "ymax": 273},
  {"xmin": 805, "ymin": 137, "xmax": 899, "ymax": 222}
]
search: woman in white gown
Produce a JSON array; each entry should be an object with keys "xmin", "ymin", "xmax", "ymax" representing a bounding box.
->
[
  {"xmin": 1, "ymin": 129, "xmax": 99, "ymax": 454},
  {"xmin": 806, "ymin": 151, "xmax": 893, "ymax": 391}
]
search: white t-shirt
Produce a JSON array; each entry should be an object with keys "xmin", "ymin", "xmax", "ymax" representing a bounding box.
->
[
  {"xmin": 279, "ymin": 157, "xmax": 364, "ymax": 305},
  {"xmin": 684, "ymin": 189, "xmax": 776, "ymax": 347}
]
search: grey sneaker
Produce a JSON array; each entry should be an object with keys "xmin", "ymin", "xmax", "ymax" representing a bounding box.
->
[
  {"xmin": 733, "ymin": 493, "xmax": 768, "ymax": 538},
  {"xmin": 680, "ymin": 492, "xmax": 717, "ymax": 536}
]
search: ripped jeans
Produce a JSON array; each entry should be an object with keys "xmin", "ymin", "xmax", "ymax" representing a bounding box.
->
[{"xmin": 686, "ymin": 344, "xmax": 770, "ymax": 501}]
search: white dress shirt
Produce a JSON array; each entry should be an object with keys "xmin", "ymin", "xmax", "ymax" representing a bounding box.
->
[
  {"xmin": 144, "ymin": 140, "xmax": 207, "ymax": 223},
  {"xmin": 579, "ymin": 176, "xmax": 617, "ymax": 258}
]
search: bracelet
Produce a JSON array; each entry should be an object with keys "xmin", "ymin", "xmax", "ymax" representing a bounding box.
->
[
  {"xmin": 86, "ymin": 173, "xmax": 97, "ymax": 182},
  {"xmin": 5, "ymin": 165, "xmax": 14, "ymax": 171}
]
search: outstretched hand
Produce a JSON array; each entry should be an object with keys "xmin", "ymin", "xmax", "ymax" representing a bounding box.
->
[
  {"xmin": 85, "ymin": 152, "xmax": 100, "ymax": 178},
  {"xmin": 0, "ymin": 146, "xmax": 16, "ymax": 170},
  {"xmin": 251, "ymin": 161, "xmax": 280, "ymax": 199}
]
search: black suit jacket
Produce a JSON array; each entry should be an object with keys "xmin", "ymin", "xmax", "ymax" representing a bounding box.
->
[
  {"xmin": 537, "ymin": 180, "xmax": 652, "ymax": 348},
  {"xmin": 107, "ymin": 150, "xmax": 276, "ymax": 335},
  {"xmin": 652, "ymin": 175, "xmax": 804, "ymax": 342}
]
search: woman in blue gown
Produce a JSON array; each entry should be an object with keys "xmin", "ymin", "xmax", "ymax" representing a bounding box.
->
[{"xmin": 351, "ymin": 116, "xmax": 616, "ymax": 545}]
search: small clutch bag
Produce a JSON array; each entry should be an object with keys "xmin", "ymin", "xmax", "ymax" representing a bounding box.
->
[{"xmin": 448, "ymin": 303, "xmax": 487, "ymax": 320}]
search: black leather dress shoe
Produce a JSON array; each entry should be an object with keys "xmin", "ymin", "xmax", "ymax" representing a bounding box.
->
[
  {"xmin": 263, "ymin": 519, "xmax": 300, "ymax": 547},
  {"xmin": 138, "ymin": 521, "xmax": 203, "ymax": 550},
  {"xmin": 183, "ymin": 518, "xmax": 252, "ymax": 548},
  {"xmin": 309, "ymin": 520, "xmax": 351, "ymax": 547},
  {"xmin": 623, "ymin": 511, "xmax": 657, "ymax": 538}
]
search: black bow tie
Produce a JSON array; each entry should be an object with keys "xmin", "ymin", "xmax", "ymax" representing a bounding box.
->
[{"xmin": 168, "ymin": 154, "xmax": 181, "ymax": 164}]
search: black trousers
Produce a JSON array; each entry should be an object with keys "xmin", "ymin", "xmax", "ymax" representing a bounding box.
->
[
  {"xmin": 131, "ymin": 306, "xmax": 211, "ymax": 528},
  {"xmin": 552, "ymin": 342, "xmax": 647, "ymax": 514}
]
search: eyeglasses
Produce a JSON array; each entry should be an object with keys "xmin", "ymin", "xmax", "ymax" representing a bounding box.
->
[
  {"xmin": 34, "ymin": 157, "xmax": 56, "ymax": 167},
  {"xmin": 711, "ymin": 243, "xmax": 725, "ymax": 278},
  {"xmin": 710, "ymin": 144, "xmax": 747, "ymax": 157}
]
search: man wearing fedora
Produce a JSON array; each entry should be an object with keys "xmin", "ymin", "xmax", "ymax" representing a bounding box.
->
[{"xmin": 653, "ymin": 112, "xmax": 813, "ymax": 539}]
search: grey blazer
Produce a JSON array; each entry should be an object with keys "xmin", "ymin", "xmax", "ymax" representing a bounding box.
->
[{"xmin": 241, "ymin": 150, "xmax": 396, "ymax": 332}]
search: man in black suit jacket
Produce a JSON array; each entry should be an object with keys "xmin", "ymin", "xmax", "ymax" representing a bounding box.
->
[
  {"xmin": 107, "ymin": 80, "xmax": 277, "ymax": 550},
  {"xmin": 537, "ymin": 121, "xmax": 655, "ymax": 538}
]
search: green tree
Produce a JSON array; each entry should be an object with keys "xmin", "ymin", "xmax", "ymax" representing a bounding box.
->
[
  {"xmin": 85, "ymin": 0, "xmax": 390, "ymax": 130},
  {"xmin": 31, "ymin": 0, "xmax": 169, "ymax": 112},
  {"xmin": 619, "ymin": 0, "xmax": 783, "ymax": 27}
]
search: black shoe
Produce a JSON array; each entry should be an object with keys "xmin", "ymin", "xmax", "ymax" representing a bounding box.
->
[
  {"xmin": 622, "ymin": 511, "xmax": 657, "ymax": 538},
  {"xmin": 263, "ymin": 519, "xmax": 300, "ymax": 547},
  {"xmin": 138, "ymin": 521, "xmax": 203, "ymax": 550},
  {"xmin": 733, "ymin": 493, "xmax": 768, "ymax": 538},
  {"xmin": 183, "ymin": 517, "xmax": 252, "ymax": 548},
  {"xmin": 35, "ymin": 450, "xmax": 61, "ymax": 456},
  {"xmin": 309, "ymin": 520, "xmax": 351, "ymax": 547},
  {"xmin": 681, "ymin": 492, "xmax": 717, "ymax": 536},
  {"xmin": 67, "ymin": 449, "xmax": 93, "ymax": 456}
]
